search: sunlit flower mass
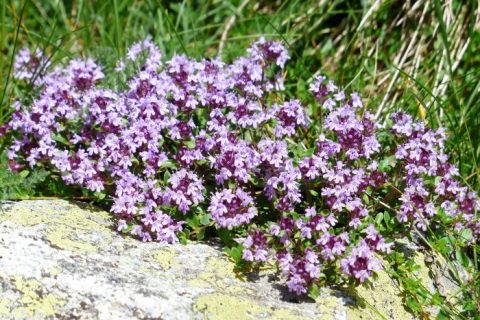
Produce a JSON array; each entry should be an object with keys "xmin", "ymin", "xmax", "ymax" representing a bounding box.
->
[{"xmin": 5, "ymin": 38, "xmax": 479, "ymax": 295}]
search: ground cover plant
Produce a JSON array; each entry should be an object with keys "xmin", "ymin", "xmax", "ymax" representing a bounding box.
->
[
  {"xmin": 2, "ymin": 37, "xmax": 480, "ymax": 319},
  {"xmin": 1, "ymin": 1, "xmax": 480, "ymax": 319}
]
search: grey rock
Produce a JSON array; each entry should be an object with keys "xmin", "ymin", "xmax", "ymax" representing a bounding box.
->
[{"xmin": 0, "ymin": 200, "xmax": 459, "ymax": 319}]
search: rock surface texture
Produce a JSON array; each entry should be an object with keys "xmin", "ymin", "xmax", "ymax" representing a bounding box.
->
[{"xmin": 0, "ymin": 200, "xmax": 455, "ymax": 319}]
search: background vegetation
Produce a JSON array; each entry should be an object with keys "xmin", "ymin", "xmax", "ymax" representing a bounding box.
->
[{"xmin": 1, "ymin": 0, "xmax": 479, "ymax": 318}]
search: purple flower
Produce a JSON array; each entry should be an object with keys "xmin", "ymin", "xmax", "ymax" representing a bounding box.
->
[
  {"xmin": 14, "ymin": 48, "xmax": 50, "ymax": 84},
  {"xmin": 164, "ymin": 169, "xmax": 205, "ymax": 213},
  {"xmin": 271, "ymin": 100, "xmax": 308, "ymax": 137},
  {"xmin": 278, "ymin": 248, "xmax": 321, "ymax": 295},
  {"xmin": 341, "ymin": 241, "xmax": 382, "ymax": 282},
  {"xmin": 242, "ymin": 230, "xmax": 269, "ymax": 262},
  {"xmin": 6, "ymin": 39, "xmax": 480, "ymax": 298},
  {"xmin": 208, "ymin": 188, "xmax": 257, "ymax": 229},
  {"xmin": 317, "ymin": 232, "xmax": 349, "ymax": 261}
]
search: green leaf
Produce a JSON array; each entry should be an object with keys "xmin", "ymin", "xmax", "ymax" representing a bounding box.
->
[
  {"xmin": 308, "ymin": 283, "xmax": 320, "ymax": 300},
  {"xmin": 434, "ymin": 237, "xmax": 450, "ymax": 255},
  {"xmin": 304, "ymin": 147, "xmax": 315, "ymax": 157},
  {"xmin": 430, "ymin": 292, "xmax": 444, "ymax": 306},
  {"xmin": 197, "ymin": 228, "xmax": 205, "ymax": 240},
  {"xmin": 384, "ymin": 211, "xmax": 392, "ymax": 229},
  {"xmin": 186, "ymin": 215, "xmax": 199, "ymax": 228},
  {"xmin": 163, "ymin": 171, "xmax": 171, "ymax": 185},
  {"xmin": 379, "ymin": 155, "xmax": 396, "ymax": 171},
  {"xmin": 19, "ymin": 170, "xmax": 29, "ymax": 178},
  {"xmin": 405, "ymin": 297, "xmax": 421, "ymax": 313},
  {"xmin": 199, "ymin": 213, "xmax": 211, "ymax": 226},
  {"xmin": 460, "ymin": 229, "xmax": 473, "ymax": 243},
  {"xmin": 375, "ymin": 212, "xmax": 384, "ymax": 225},
  {"xmin": 455, "ymin": 250, "xmax": 470, "ymax": 268},
  {"xmin": 179, "ymin": 230, "xmax": 189, "ymax": 245},
  {"xmin": 94, "ymin": 192, "xmax": 106, "ymax": 200},
  {"xmin": 218, "ymin": 228, "xmax": 233, "ymax": 244},
  {"xmin": 184, "ymin": 139, "xmax": 196, "ymax": 149},
  {"xmin": 160, "ymin": 160, "xmax": 177, "ymax": 169},
  {"xmin": 436, "ymin": 310, "xmax": 450, "ymax": 320},
  {"xmin": 228, "ymin": 245, "xmax": 243, "ymax": 263},
  {"xmin": 52, "ymin": 133, "xmax": 69, "ymax": 145}
]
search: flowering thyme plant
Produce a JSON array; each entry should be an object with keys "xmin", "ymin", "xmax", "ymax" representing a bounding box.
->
[{"xmin": 3, "ymin": 38, "xmax": 479, "ymax": 297}]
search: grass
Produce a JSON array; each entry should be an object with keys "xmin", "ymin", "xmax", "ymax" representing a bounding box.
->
[
  {"xmin": 1, "ymin": 0, "xmax": 480, "ymax": 318},
  {"xmin": 1, "ymin": 0, "xmax": 479, "ymax": 186}
]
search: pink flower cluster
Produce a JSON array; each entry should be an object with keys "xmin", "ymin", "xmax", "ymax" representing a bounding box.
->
[
  {"xmin": 5, "ymin": 39, "xmax": 479, "ymax": 296},
  {"xmin": 13, "ymin": 47, "xmax": 50, "ymax": 83},
  {"xmin": 391, "ymin": 112, "xmax": 480, "ymax": 234}
]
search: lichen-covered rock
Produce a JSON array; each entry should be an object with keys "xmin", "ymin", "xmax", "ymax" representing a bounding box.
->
[{"xmin": 0, "ymin": 200, "xmax": 454, "ymax": 319}]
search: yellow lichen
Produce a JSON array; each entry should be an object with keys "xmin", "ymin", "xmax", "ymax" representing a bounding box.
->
[
  {"xmin": 43, "ymin": 202, "xmax": 113, "ymax": 253},
  {"xmin": 315, "ymin": 296, "xmax": 344, "ymax": 320},
  {"xmin": 10, "ymin": 277, "xmax": 64, "ymax": 318},
  {"xmin": 47, "ymin": 266, "xmax": 63, "ymax": 276},
  {"xmin": 193, "ymin": 293, "xmax": 267, "ymax": 319},
  {"xmin": 347, "ymin": 268, "xmax": 413, "ymax": 320},
  {"xmin": 139, "ymin": 266, "xmax": 155, "ymax": 273},
  {"xmin": 151, "ymin": 247, "xmax": 177, "ymax": 270},
  {"xmin": 194, "ymin": 293, "xmax": 308, "ymax": 320},
  {"xmin": 412, "ymin": 252, "xmax": 433, "ymax": 291},
  {"xmin": 0, "ymin": 298, "xmax": 11, "ymax": 316},
  {"xmin": 0, "ymin": 205, "xmax": 43, "ymax": 226},
  {"xmin": 188, "ymin": 278, "xmax": 211, "ymax": 289},
  {"xmin": 1, "ymin": 200, "xmax": 113, "ymax": 253},
  {"xmin": 192, "ymin": 255, "xmax": 254, "ymax": 296},
  {"xmin": 46, "ymin": 226, "xmax": 99, "ymax": 252},
  {"xmin": 205, "ymin": 255, "xmax": 238, "ymax": 278},
  {"xmin": 194, "ymin": 293, "xmax": 263, "ymax": 319},
  {"xmin": 272, "ymin": 308, "xmax": 309, "ymax": 320}
]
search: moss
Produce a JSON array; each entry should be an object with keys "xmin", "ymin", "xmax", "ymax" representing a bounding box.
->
[{"xmin": 10, "ymin": 277, "xmax": 64, "ymax": 318}]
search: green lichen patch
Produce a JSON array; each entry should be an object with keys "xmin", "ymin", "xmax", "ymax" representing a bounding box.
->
[
  {"xmin": 347, "ymin": 268, "xmax": 413, "ymax": 320},
  {"xmin": 190, "ymin": 255, "xmax": 255, "ymax": 296},
  {"xmin": 151, "ymin": 247, "xmax": 177, "ymax": 270},
  {"xmin": 193, "ymin": 293, "xmax": 307, "ymax": 320},
  {"xmin": 1, "ymin": 200, "xmax": 114, "ymax": 253},
  {"xmin": 205, "ymin": 254, "xmax": 238, "ymax": 279},
  {"xmin": 314, "ymin": 295, "xmax": 345, "ymax": 320},
  {"xmin": 188, "ymin": 278, "xmax": 211, "ymax": 289},
  {"xmin": 46, "ymin": 227, "xmax": 100, "ymax": 253},
  {"xmin": 10, "ymin": 277, "xmax": 65, "ymax": 319},
  {"xmin": 47, "ymin": 266, "xmax": 63, "ymax": 277},
  {"xmin": 0, "ymin": 204, "xmax": 43, "ymax": 226},
  {"xmin": 271, "ymin": 308, "xmax": 310, "ymax": 320},
  {"xmin": 0, "ymin": 298, "xmax": 12, "ymax": 317}
]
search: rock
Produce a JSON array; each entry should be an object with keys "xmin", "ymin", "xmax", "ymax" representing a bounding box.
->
[{"xmin": 0, "ymin": 200, "xmax": 457, "ymax": 319}]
